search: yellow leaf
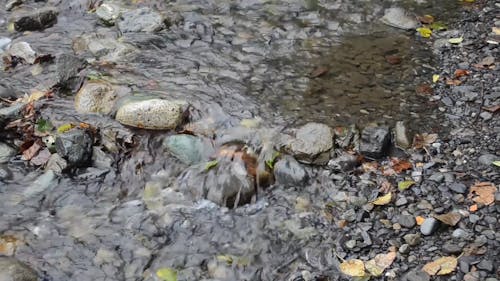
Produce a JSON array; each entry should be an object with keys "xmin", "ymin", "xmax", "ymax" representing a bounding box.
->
[
  {"xmin": 422, "ymin": 256, "xmax": 457, "ymax": 275},
  {"xmin": 493, "ymin": 27, "xmax": 500, "ymax": 36},
  {"xmin": 432, "ymin": 74, "xmax": 440, "ymax": 83},
  {"xmin": 448, "ymin": 37, "xmax": 463, "ymax": 44},
  {"xmin": 416, "ymin": 27, "xmax": 432, "ymax": 38},
  {"xmin": 57, "ymin": 123, "xmax": 75, "ymax": 133},
  {"xmin": 156, "ymin": 268, "xmax": 177, "ymax": 281},
  {"xmin": 371, "ymin": 192, "xmax": 392, "ymax": 206},
  {"xmin": 398, "ymin": 180, "xmax": 416, "ymax": 191},
  {"xmin": 365, "ymin": 251, "xmax": 397, "ymax": 277},
  {"xmin": 340, "ymin": 259, "xmax": 365, "ymax": 277},
  {"xmin": 492, "ymin": 161, "xmax": 500, "ymax": 167}
]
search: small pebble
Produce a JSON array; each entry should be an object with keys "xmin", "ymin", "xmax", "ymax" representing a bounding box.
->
[
  {"xmin": 398, "ymin": 215, "xmax": 416, "ymax": 228},
  {"xmin": 449, "ymin": 182, "xmax": 467, "ymax": 193},
  {"xmin": 403, "ymin": 233, "xmax": 421, "ymax": 246},
  {"xmin": 420, "ymin": 217, "xmax": 439, "ymax": 236}
]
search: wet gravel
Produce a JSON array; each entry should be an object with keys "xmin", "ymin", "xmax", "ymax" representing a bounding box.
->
[{"xmin": 0, "ymin": 0, "xmax": 499, "ymax": 281}]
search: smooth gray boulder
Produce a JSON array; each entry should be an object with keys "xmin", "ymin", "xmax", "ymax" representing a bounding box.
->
[
  {"xmin": 359, "ymin": 126, "xmax": 390, "ymax": 159},
  {"xmin": 274, "ymin": 155, "xmax": 308, "ymax": 187},
  {"xmin": 288, "ymin": 122, "xmax": 334, "ymax": 165}
]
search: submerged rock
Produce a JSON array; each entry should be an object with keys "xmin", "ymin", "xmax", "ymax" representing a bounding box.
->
[
  {"xmin": 0, "ymin": 103, "xmax": 24, "ymax": 127},
  {"xmin": 74, "ymin": 81, "xmax": 119, "ymax": 114},
  {"xmin": 96, "ymin": 3, "xmax": 123, "ymax": 25},
  {"xmin": 55, "ymin": 129, "xmax": 94, "ymax": 168},
  {"xmin": 163, "ymin": 134, "xmax": 214, "ymax": 165},
  {"xmin": 287, "ymin": 122, "xmax": 334, "ymax": 165},
  {"xmin": 178, "ymin": 160, "xmax": 255, "ymax": 207},
  {"xmin": 7, "ymin": 42, "xmax": 37, "ymax": 64},
  {"xmin": 0, "ymin": 37, "xmax": 11, "ymax": 52},
  {"xmin": 117, "ymin": 7, "xmax": 164, "ymax": 33},
  {"xmin": 380, "ymin": 7, "xmax": 418, "ymax": 30},
  {"xmin": 274, "ymin": 155, "xmax": 308, "ymax": 187},
  {"xmin": 395, "ymin": 121, "xmax": 411, "ymax": 148},
  {"xmin": 10, "ymin": 7, "xmax": 58, "ymax": 32},
  {"xmin": 115, "ymin": 96, "xmax": 187, "ymax": 130},
  {"xmin": 0, "ymin": 142, "xmax": 16, "ymax": 164},
  {"xmin": 359, "ymin": 126, "xmax": 390, "ymax": 159},
  {"xmin": 56, "ymin": 54, "xmax": 86, "ymax": 88},
  {"xmin": 0, "ymin": 256, "xmax": 38, "ymax": 281}
]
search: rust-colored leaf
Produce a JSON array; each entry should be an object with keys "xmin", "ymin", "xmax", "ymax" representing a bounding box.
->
[
  {"xmin": 454, "ymin": 69, "xmax": 470, "ymax": 78},
  {"xmin": 22, "ymin": 140, "xmax": 41, "ymax": 161},
  {"xmin": 468, "ymin": 182, "xmax": 496, "ymax": 206},
  {"xmin": 417, "ymin": 15, "xmax": 435, "ymax": 24},
  {"xmin": 469, "ymin": 204, "xmax": 478, "ymax": 212},
  {"xmin": 385, "ymin": 55, "xmax": 402, "ymax": 65},
  {"xmin": 482, "ymin": 105, "xmax": 500, "ymax": 113},
  {"xmin": 391, "ymin": 158, "xmax": 413, "ymax": 173},
  {"xmin": 310, "ymin": 66, "xmax": 329, "ymax": 78},
  {"xmin": 416, "ymin": 84, "xmax": 434, "ymax": 95}
]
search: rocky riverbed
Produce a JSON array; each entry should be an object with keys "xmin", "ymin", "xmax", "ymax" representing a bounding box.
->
[{"xmin": 0, "ymin": 0, "xmax": 498, "ymax": 281}]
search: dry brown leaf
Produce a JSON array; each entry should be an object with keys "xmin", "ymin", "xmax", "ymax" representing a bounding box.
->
[
  {"xmin": 416, "ymin": 216, "xmax": 426, "ymax": 225},
  {"xmin": 468, "ymin": 182, "xmax": 496, "ymax": 206},
  {"xmin": 391, "ymin": 158, "xmax": 413, "ymax": 173},
  {"xmin": 434, "ymin": 212, "xmax": 461, "ymax": 226},
  {"xmin": 454, "ymin": 69, "xmax": 471, "ymax": 78},
  {"xmin": 417, "ymin": 15, "xmax": 435, "ymax": 24},
  {"xmin": 422, "ymin": 256, "xmax": 458, "ymax": 275},
  {"xmin": 365, "ymin": 251, "xmax": 397, "ymax": 277},
  {"xmin": 22, "ymin": 141, "xmax": 41, "ymax": 161},
  {"xmin": 339, "ymin": 259, "xmax": 365, "ymax": 277},
  {"xmin": 446, "ymin": 79, "xmax": 462, "ymax": 86},
  {"xmin": 362, "ymin": 161, "xmax": 379, "ymax": 173},
  {"xmin": 482, "ymin": 105, "xmax": 500, "ymax": 113},
  {"xmin": 413, "ymin": 133, "xmax": 438, "ymax": 149},
  {"xmin": 372, "ymin": 192, "xmax": 392, "ymax": 206}
]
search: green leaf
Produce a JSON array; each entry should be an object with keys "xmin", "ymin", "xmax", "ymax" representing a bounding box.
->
[
  {"xmin": 416, "ymin": 27, "xmax": 432, "ymax": 38},
  {"xmin": 156, "ymin": 268, "xmax": 177, "ymax": 281},
  {"xmin": 265, "ymin": 151, "xmax": 281, "ymax": 169},
  {"xmin": 448, "ymin": 37, "xmax": 463, "ymax": 44},
  {"xmin": 492, "ymin": 161, "xmax": 500, "ymax": 167},
  {"xmin": 398, "ymin": 180, "xmax": 416, "ymax": 191},
  {"xmin": 429, "ymin": 22, "xmax": 447, "ymax": 31},
  {"xmin": 216, "ymin": 255, "xmax": 234, "ymax": 265},
  {"xmin": 37, "ymin": 119, "xmax": 53, "ymax": 133},
  {"xmin": 205, "ymin": 160, "xmax": 218, "ymax": 171},
  {"xmin": 57, "ymin": 123, "xmax": 75, "ymax": 133}
]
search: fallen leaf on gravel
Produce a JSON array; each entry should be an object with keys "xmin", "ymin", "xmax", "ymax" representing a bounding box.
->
[
  {"xmin": 339, "ymin": 259, "xmax": 365, "ymax": 277},
  {"xmin": 432, "ymin": 74, "xmax": 440, "ymax": 83},
  {"xmin": 310, "ymin": 66, "xmax": 329, "ymax": 78},
  {"xmin": 205, "ymin": 160, "xmax": 218, "ymax": 171},
  {"xmin": 417, "ymin": 27, "xmax": 432, "ymax": 38},
  {"xmin": 448, "ymin": 37, "xmax": 463, "ymax": 44},
  {"xmin": 22, "ymin": 141, "xmax": 41, "ymax": 161},
  {"xmin": 365, "ymin": 251, "xmax": 397, "ymax": 277},
  {"xmin": 430, "ymin": 22, "xmax": 447, "ymax": 31},
  {"xmin": 417, "ymin": 15, "xmax": 434, "ymax": 24},
  {"xmin": 468, "ymin": 182, "xmax": 496, "ymax": 206},
  {"xmin": 454, "ymin": 69, "xmax": 470, "ymax": 78},
  {"xmin": 492, "ymin": 161, "xmax": 500, "ymax": 167},
  {"xmin": 30, "ymin": 148, "xmax": 51, "ymax": 166},
  {"xmin": 482, "ymin": 105, "xmax": 500, "ymax": 113},
  {"xmin": 493, "ymin": 27, "xmax": 500, "ymax": 35},
  {"xmin": 156, "ymin": 268, "xmax": 177, "ymax": 281},
  {"xmin": 379, "ymin": 180, "xmax": 393, "ymax": 193},
  {"xmin": 391, "ymin": 158, "xmax": 412, "ymax": 173},
  {"xmin": 434, "ymin": 212, "xmax": 461, "ymax": 226},
  {"xmin": 372, "ymin": 192, "xmax": 392, "ymax": 205},
  {"xmin": 398, "ymin": 180, "xmax": 416, "ymax": 191},
  {"xmin": 413, "ymin": 133, "xmax": 438, "ymax": 149},
  {"xmin": 57, "ymin": 123, "xmax": 75, "ymax": 133},
  {"xmin": 362, "ymin": 161, "xmax": 379, "ymax": 173},
  {"xmin": 422, "ymin": 256, "xmax": 458, "ymax": 275},
  {"xmin": 445, "ymin": 79, "xmax": 462, "ymax": 86},
  {"xmin": 416, "ymin": 84, "xmax": 433, "ymax": 95},
  {"xmin": 469, "ymin": 204, "xmax": 478, "ymax": 212},
  {"xmin": 416, "ymin": 216, "xmax": 425, "ymax": 225}
]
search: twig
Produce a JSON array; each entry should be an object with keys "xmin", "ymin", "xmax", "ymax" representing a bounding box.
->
[{"xmin": 473, "ymin": 81, "xmax": 485, "ymax": 123}]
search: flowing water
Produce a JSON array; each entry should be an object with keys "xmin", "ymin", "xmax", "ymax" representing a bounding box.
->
[{"xmin": 1, "ymin": 0, "xmax": 461, "ymax": 280}]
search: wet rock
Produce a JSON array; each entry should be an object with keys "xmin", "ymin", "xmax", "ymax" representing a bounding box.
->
[
  {"xmin": 0, "ymin": 256, "xmax": 38, "ymax": 281},
  {"xmin": 7, "ymin": 42, "xmax": 37, "ymax": 64},
  {"xmin": 178, "ymin": 160, "xmax": 255, "ymax": 207},
  {"xmin": 55, "ymin": 129, "xmax": 93, "ymax": 168},
  {"xmin": 10, "ymin": 7, "xmax": 58, "ymax": 32},
  {"xmin": 288, "ymin": 122, "xmax": 333, "ymax": 165},
  {"xmin": 0, "ymin": 103, "xmax": 24, "ymax": 127},
  {"xmin": 477, "ymin": 260, "xmax": 493, "ymax": 272},
  {"xmin": 442, "ymin": 242, "xmax": 462, "ymax": 254},
  {"xmin": 395, "ymin": 121, "xmax": 411, "ymax": 148},
  {"xmin": 274, "ymin": 155, "xmax": 308, "ymax": 187},
  {"xmin": 398, "ymin": 215, "xmax": 416, "ymax": 228},
  {"xmin": 73, "ymin": 34, "xmax": 136, "ymax": 62},
  {"xmin": 428, "ymin": 172, "xmax": 444, "ymax": 183},
  {"xmin": 56, "ymin": 54, "xmax": 86, "ymax": 88},
  {"xmin": 399, "ymin": 243, "xmax": 410, "ymax": 254},
  {"xmin": 45, "ymin": 153, "xmax": 68, "ymax": 174},
  {"xmin": 449, "ymin": 182, "xmax": 467, "ymax": 194},
  {"xmin": 452, "ymin": 228, "xmax": 471, "ymax": 240},
  {"xmin": 115, "ymin": 96, "xmax": 186, "ymax": 130},
  {"xmin": 478, "ymin": 154, "xmax": 497, "ymax": 166},
  {"xmin": 74, "ymin": 81, "xmax": 119, "ymax": 114},
  {"xmin": 96, "ymin": 3, "xmax": 123, "ymax": 25},
  {"xmin": 327, "ymin": 151, "xmax": 358, "ymax": 171},
  {"xmin": 91, "ymin": 147, "xmax": 113, "ymax": 169},
  {"xmin": 0, "ymin": 142, "xmax": 16, "ymax": 164},
  {"xmin": 0, "ymin": 37, "xmax": 11, "ymax": 52},
  {"xmin": 117, "ymin": 7, "xmax": 164, "ymax": 33},
  {"xmin": 359, "ymin": 126, "xmax": 390, "ymax": 159},
  {"xmin": 403, "ymin": 269, "xmax": 430, "ymax": 281},
  {"xmin": 420, "ymin": 217, "xmax": 439, "ymax": 235},
  {"xmin": 23, "ymin": 170, "xmax": 56, "ymax": 197},
  {"xmin": 380, "ymin": 8, "xmax": 418, "ymax": 30},
  {"xmin": 163, "ymin": 134, "xmax": 214, "ymax": 165}
]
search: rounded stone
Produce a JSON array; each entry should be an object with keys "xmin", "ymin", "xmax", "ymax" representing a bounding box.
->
[
  {"xmin": 74, "ymin": 81, "xmax": 118, "ymax": 114},
  {"xmin": 420, "ymin": 217, "xmax": 439, "ymax": 236}
]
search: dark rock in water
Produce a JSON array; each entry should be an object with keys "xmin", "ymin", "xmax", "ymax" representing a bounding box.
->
[
  {"xmin": 420, "ymin": 217, "xmax": 439, "ymax": 236},
  {"xmin": 327, "ymin": 151, "xmax": 358, "ymax": 172},
  {"xmin": 117, "ymin": 7, "xmax": 164, "ymax": 33},
  {"xmin": 288, "ymin": 122, "xmax": 333, "ymax": 165},
  {"xmin": 0, "ymin": 256, "xmax": 38, "ymax": 281},
  {"xmin": 56, "ymin": 54, "xmax": 86, "ymax": 89},
  {"xmin": 274, "ymin": 155, "xmax": 308, "ymax": 187},
  {"xmin": 178, "ymin": 160, "xmax": 255, "ymax": 208},
  {"xmin": 163, "ymin": 134, "xmax": 214, "ymax": 165},
  {"xmin": 11, "ymin": 7, "xmax": 58, "ymax": 32},
  {"xmin": 55, "ymin": 129, "xmax": 93, "ymax": 168},
  {"xmin": 359, "ymin": 126, "xmax": 390, "ymax": 159}
]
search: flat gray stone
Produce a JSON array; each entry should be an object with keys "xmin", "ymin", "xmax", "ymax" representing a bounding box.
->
[
  {"xmin": 420, "ymin": 217, "xmax": 439, "ymax": 235},
  {"xmin": 288, "ymin": 122, "xmax": 333, "ymax": 165},
  {"xmin": 398, "ymin": 215, "xmax": 416, "ymax": 229},
  {"xmin": 274, "ymin": 155, "xmax": 308, "ymax": 187},
  {"xmin": 117, "ymin": 7, "xmax": 164, "ymax": 33}
]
